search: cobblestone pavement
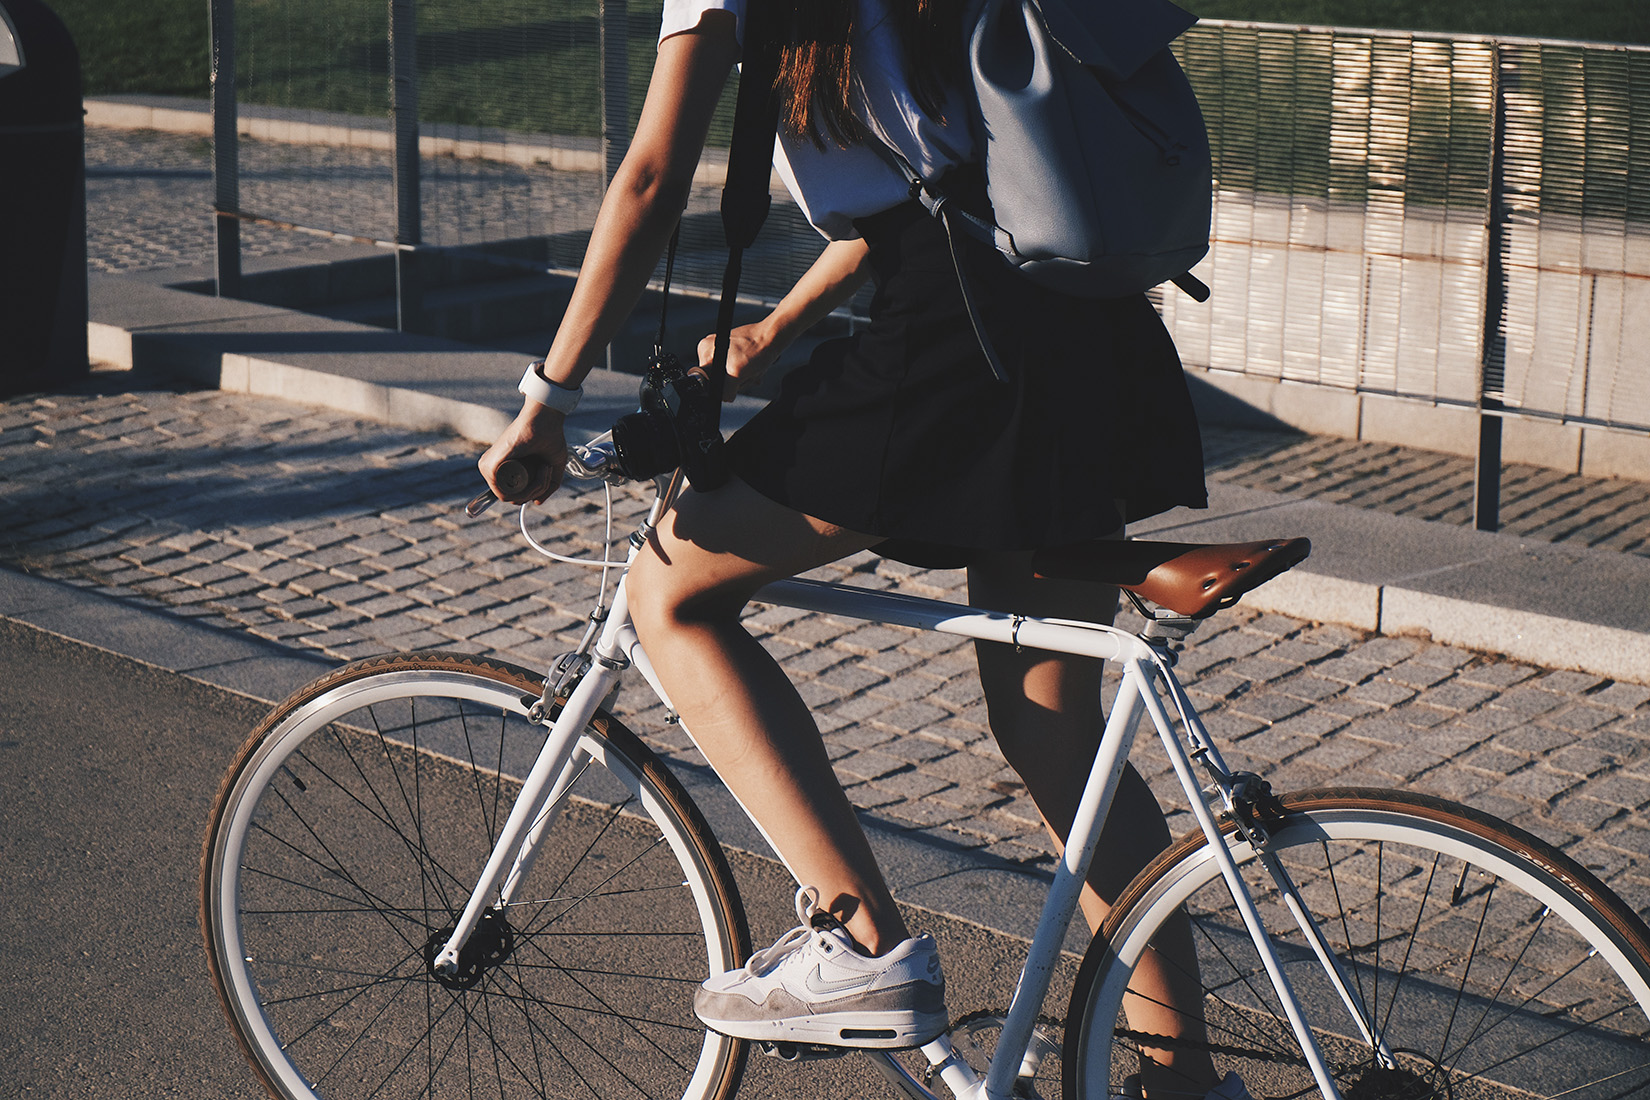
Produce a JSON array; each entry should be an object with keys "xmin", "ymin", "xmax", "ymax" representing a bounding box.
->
[
  {"xmin": 1204, "ymin": 430, "xmax": 1650, "ymax": 558},
  {"xmin": 5, "ymin": 378, "xmax": 1648, "ymax": 924},
  {"xmin": 87, "ymin": 129, "xmax": 320, "ymax": 275},
  {"xmin": 86, "ymin": 124, "xmax": 812, "ymax": 300},
  {"xmin": 87, "ymin": 126, "xmax": 609, "ymax": 273}
]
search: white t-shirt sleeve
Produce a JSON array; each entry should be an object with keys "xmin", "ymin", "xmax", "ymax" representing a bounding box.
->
[
  {"xmin": 659, "ymin": 0, "xmax": 743, "ymax": 46},
  {"xmin": 655, "ymin": 0, "xmax": 970, "ymax": 242}
]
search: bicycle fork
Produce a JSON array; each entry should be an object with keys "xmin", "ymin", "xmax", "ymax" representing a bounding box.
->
[
  {"xmin": 429, "ymin": 654, "xmax": 623, "ymax": 977},
  {"xmin": 433, "ymin": 476, "xmax": 678, "ymax": 978}
]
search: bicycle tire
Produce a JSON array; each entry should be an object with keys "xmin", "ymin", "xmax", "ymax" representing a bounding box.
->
[
  {"xmin": 200, "ymin": 651, "xmax": 751, "ymax": 1100},
  {"xmin": 1065, "ymin": 788, "xmax": 1650, "ymax": 1100}
]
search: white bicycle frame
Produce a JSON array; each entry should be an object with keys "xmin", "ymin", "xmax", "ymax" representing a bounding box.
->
[{"xmin": 437, "ymin": 469, "xmax": 1377, "ymax": 1100}]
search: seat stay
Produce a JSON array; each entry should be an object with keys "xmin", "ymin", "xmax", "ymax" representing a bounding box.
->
[
  {"xmin": 1158, "ymin": 663, "xmax": 1397, "ymax": 1065},
  {"xmin": 1140, "ymin": 659, "xmax": 1349, "ymax": 1100}
]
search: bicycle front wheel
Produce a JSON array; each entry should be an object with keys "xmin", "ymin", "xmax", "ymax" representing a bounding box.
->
[
  {"xmin": 201, "ymin": 652, "xmax": 751, "ymax": 1100},
  {"xmin": 1066, "ymin": 788, "xmax": 1650, "ymax": 1100}
]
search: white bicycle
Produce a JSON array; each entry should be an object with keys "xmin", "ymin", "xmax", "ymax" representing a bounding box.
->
[{"xmin": 202, "ymin": 441, "xmax": 1650, "ymax": 1100}]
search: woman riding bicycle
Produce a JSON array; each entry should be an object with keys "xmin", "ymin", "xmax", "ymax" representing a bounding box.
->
[{"xmin": 478, "ymin": 2, "xmax": 1235, "ymax": 1097}]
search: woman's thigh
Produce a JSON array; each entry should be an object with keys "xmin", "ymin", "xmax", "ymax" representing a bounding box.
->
[{"xmin": 628, "ymin": 476, "xmax": 882, "ymax": 626}]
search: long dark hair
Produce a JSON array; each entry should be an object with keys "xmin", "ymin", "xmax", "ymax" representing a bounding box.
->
[{"xmin": 771, "ymin": 0, "xmax": 963, "ymax": 149}]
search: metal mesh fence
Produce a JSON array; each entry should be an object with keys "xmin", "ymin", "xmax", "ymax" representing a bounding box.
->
[
  {"xmin": 215, "ymin": 10, "xmax": 1650, "ymax": 435},
  {"xmin": 1159, "ymin": 23, "xmax": 1650, "ymax": 435},
  {"xmin": 223, "ymin": 0, "xmax": 834, "ymax": 307},
  {"xmin": 232, "ymin": 0, "xmax": 395, "ymax": 242}
]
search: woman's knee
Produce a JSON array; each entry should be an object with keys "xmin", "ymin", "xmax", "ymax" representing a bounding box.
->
[
  {"xmin": 627, "ymin": 478, "xmax": 877, "ymax": 644},
  {"xmin": 626, "ymin": 540, "xmax": 747, "ymax": 644}
]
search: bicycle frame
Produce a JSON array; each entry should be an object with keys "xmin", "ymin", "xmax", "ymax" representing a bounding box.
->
[{"xmin": 434, "ymin": 476, "xmax": 1361, "ymax": 1100}]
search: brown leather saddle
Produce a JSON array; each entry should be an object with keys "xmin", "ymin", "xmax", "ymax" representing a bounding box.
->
[{"xmin": 1032, "ymin": 538, "xmax": 1312, "ymax": 620}]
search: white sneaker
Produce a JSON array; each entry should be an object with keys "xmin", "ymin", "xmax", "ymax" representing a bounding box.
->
[{"xmin": 694, "ymin": 885, "xmax": 948, "ymax": 1049}]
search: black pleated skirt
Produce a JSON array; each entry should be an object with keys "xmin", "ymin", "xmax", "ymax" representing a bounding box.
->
[{"xmin": 725, "ymin": 188, "xmax": 1207, "ymax": 561}]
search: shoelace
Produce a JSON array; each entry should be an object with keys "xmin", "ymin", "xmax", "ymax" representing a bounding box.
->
[{"xmin": 745, "ymin": 885, "xmax": 824, "ymax": 977}]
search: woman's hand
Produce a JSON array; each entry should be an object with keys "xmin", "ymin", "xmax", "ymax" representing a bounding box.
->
[
  {"xmin": 696, "ymin": 240, "xmax": 874, "ymax": 401},
  {"xmin": 479, "ymin": 403, "xmax": 568, "ymax": 503},
  {"xmin": 699, "ymin": 321, "xmax": 780, "ymax": 402}
]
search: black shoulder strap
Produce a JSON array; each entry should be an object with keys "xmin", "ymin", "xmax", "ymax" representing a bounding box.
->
[{"xmin": 704, "ymin": 2, "xmax": 784, "ymax": 400}]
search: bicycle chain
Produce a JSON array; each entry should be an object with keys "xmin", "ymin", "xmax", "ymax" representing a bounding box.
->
[
  {"xmin": 946, "ymin": 1011, "xmax": 1305, "ymax": 1067},
  {"xmin": 1112, "ymin": 1026, "xmax": 1306, "ymax": 1066}
]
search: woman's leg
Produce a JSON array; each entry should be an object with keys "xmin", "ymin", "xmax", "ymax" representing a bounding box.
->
[
  {"xmin": 969, "ymin": 550, "xmax": 1219, "ymax": 1098},
  {"xmin": 627, "ymin": 477, "xmax": 911, "ymax": 955}
]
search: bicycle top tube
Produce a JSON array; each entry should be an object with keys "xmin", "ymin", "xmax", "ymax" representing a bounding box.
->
[{"xmin": 547, "ymin": 437, "xmax": 1313, "ymax": 631}]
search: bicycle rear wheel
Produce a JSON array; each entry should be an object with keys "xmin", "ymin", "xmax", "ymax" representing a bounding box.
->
[
  {"xmin": 201, "ymin": 652, "xmax": 750, "ymax": 1100},
  {"xmin": 1066, "ymin": 788, "xmax": 1650, "ymax": 1100}
]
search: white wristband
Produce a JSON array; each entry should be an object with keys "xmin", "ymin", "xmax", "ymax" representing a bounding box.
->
[{"xmin": 518, "ymin": 360, "xmax": 582, "ymax": 414}]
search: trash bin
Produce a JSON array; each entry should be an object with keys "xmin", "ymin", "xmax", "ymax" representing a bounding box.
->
[{"xmin": 0, "ymin": 0, "xmax": 87, "ymax": 395}]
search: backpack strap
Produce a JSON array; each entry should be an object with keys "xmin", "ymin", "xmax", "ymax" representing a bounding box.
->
[
  {"xmin": 871, "ymin": 144, "xmax": 1013, "ymax": 384},
  {"xmin": 704, "ymin": 2, "xmax": 784, "ymax": 401}
]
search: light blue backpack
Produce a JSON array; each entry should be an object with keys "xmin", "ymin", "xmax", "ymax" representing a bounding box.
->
[{"xmin": 887, "ymin": 0, "xmax": 1213, "ymax": 377}]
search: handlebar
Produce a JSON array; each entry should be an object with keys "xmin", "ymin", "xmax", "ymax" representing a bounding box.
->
[{"xmin": 465, "ymin": 440, "xmax": 626, "ymax": 518}]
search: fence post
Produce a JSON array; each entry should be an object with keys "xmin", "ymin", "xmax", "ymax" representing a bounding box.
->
[
  {"xmin": 1474, "ymin": 40, "xmax": 1509, "ymax": 532},
  {"xmin": 208, "ymin": 0, "xmax": 240, "ymax": 299},
  {"xmin": 389, "ymin": 0, "xmax": 421, "ymax": 332},
  {"xmin": 598, "ymin": 0, "xmax": 629, "ymax": 373},
  {"xmin": 599, "ymin": 0, "xmax": 630, "ymax": 191}
]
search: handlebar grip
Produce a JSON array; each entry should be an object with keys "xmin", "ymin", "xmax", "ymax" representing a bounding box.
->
[
  {"xmin": 465, "ymin": 458, "xmax": 537, "ymax": 518},
  {"xmin": 496, "ymin": 459, "xmax": 532, "ymax": 497}
]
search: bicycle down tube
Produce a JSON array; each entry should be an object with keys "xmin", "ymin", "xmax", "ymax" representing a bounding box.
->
[{"xmin": 431, "ymin": 558, "xmax": 1357, "ymax": 1100}]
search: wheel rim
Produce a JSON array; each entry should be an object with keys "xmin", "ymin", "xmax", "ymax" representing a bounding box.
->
[
  {"xmin": 1075, "ymin": 802, "xmax": 1650, "ymax": 1100},
  {"xmin": 205, "ymin": 667, "xmax": 742, "ymax": 1100}
]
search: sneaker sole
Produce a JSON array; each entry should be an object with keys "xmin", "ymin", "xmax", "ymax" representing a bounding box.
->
[{"xmin": 696, "ymin": 1008, "xmax": 949, "ymax": 1050}]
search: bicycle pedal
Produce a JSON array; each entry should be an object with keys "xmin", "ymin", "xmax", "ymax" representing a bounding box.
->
[{"xmin": 756, "ymin": 1040, "xmax": 851, "ymax": 1062}]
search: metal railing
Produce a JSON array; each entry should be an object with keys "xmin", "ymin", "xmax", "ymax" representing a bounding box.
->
[
  {"xmin": 1160, "ymin": 22, "xmax": 1650, "ymax": 524},
  {"xmin": 204, "ymin": 6, "xmax": 1650, "ymax": 525}
]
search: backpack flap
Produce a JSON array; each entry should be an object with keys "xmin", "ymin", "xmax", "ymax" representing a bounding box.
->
[{"xmin": 969, "ymin": 0, "xmax": 1211, "ymax": 297}]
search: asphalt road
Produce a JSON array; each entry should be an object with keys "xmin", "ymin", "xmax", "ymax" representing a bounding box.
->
[
  {"xmin": 0, "ymin": 617, "xmax": 268, "ymax": 1098},
  {"xmin": 0, "ymin": 616, "xmax": 1073, "ymax": 1099}
]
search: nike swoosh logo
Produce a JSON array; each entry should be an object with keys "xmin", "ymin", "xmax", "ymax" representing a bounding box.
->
[{"xmin": 803, "ymin": 966, "xmax": 876, "ymax": 996}]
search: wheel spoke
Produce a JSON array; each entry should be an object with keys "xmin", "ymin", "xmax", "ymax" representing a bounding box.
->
[
  {"xmin": 204, "ymin": 657, "xmax": 745, "ymax": 1100},
  {"xmin": 1076, "ymin": 795, "xmax": 1650, "ymax": 1100}
]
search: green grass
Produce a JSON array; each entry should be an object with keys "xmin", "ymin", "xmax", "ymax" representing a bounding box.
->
[
  {"xmin": 53, "ymin": 0, "xmax": 1647, "ymax": 106},
  {"xmin": 52, "ymin": 0, "xmax": 209, "ymax": 97}
]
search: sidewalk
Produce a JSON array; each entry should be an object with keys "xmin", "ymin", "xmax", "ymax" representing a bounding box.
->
[{"xmin": 6, "ymin": 123, "xmax": 1645, "ymax": 942}]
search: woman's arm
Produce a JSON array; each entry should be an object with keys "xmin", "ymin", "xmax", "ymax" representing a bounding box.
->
[
  {"xmin": 480, "ymin": 12, "xmax": 741, "ymax": 501},
  {"xmin": 701, "ymin": 237, "xmax": 873, "ymax": 400}
]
